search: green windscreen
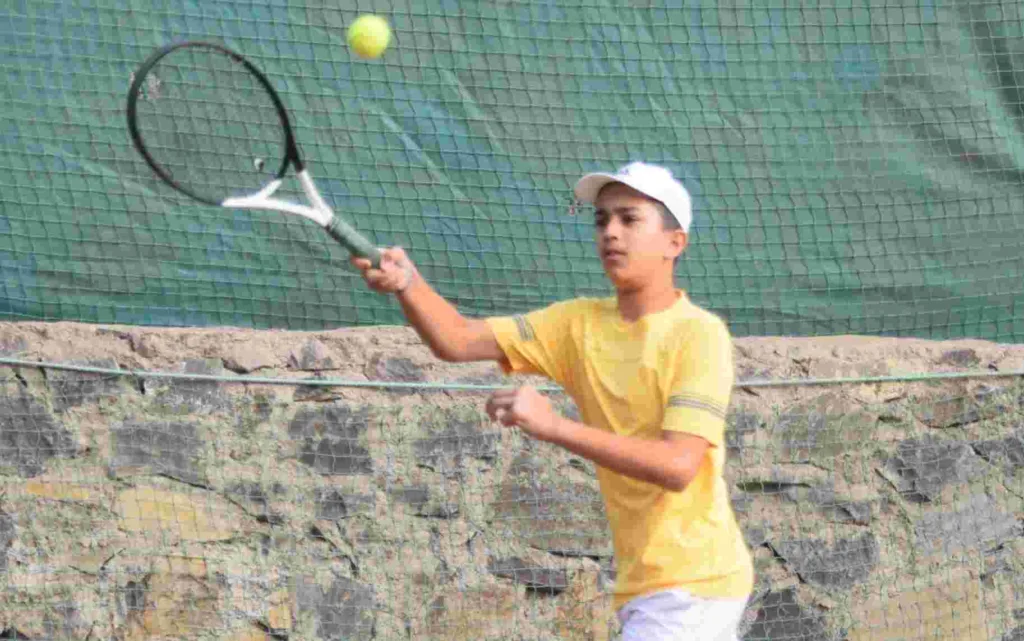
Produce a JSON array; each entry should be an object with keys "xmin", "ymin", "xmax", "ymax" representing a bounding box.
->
[{"xmin": 1, "ymin": 1, "xmax": 1023, "ymax": 339}]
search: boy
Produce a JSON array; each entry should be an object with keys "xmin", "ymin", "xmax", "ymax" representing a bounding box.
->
[{"xmin": 352, "ymin": 162, "xmax": 753, "ymax": 640}]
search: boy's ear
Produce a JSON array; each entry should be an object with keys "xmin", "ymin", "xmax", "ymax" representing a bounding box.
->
[{"xmin": 667, "ymin": 230, "xmax": 688, "ymax": 259}]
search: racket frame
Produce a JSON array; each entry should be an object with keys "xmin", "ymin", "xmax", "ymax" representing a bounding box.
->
[{"xmin": 127, "ymin": 40, "xmax": 381, "ymax": 265}]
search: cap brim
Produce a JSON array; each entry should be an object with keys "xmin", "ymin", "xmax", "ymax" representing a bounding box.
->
[{"xmin": 573, "ymin": 173, "xmax": 619, "ymax": 204}]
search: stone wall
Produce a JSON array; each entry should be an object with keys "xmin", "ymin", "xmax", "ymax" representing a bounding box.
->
[{"xmin": 0, "ymin": 322, "xmax": 1021, "ymax": 640}]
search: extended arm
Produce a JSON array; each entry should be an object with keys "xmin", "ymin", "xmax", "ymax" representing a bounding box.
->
[{"xmin": 352, "ymin": 248, "xmax": 503, "ymax": 363}]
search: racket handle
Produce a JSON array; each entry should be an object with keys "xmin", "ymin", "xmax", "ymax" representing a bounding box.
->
[{"xmin": 325, "ymin": 217, "xmax": 382, "ymax": 268}]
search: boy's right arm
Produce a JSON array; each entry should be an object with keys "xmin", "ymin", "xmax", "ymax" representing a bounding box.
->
[{"xmin": 351, "ymin": 247, "xmax": 504, "ymax": 363}]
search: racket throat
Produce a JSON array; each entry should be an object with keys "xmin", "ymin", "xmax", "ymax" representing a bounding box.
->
[
  {"xmin": 221, "ymin": 179, "xmax": 331, "ymax": 227},
  {"xmin": 296, "ymin": 170, "xmax": 381, "ymax": 264},
  {"xmin": 224, "ymin": 178, "xmax": 283, "ymax": 203}
]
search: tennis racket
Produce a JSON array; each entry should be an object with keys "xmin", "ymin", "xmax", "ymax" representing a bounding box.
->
[{"xmin": 126, "ymin": 41, "xmax": 381, "ymax": 266}]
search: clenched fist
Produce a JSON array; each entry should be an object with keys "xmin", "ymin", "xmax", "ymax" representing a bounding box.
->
[
  {"xmin": 485, "ymin": 386, "xmax": 564, "ymax": 441},
  {"xmin": 350, "ymin": 246, "xmax": 418, "ymax": 295}
]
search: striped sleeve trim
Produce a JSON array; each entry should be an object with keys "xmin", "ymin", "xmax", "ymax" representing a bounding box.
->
[
  {"xmin": 513, "ymin": 315, "xmax": 536, "ymax": 341},
  {"xmin": 667, "ymin": 393, "xmax": 727, "ymax": 420}
]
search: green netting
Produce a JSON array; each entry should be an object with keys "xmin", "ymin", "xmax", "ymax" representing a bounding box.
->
[{"xmin": 1, "ymin": 0, "xmax": 1023, "ymax": 339}]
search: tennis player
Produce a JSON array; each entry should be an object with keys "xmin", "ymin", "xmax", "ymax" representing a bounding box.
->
[{"xmin": 352, "ymin": 162, "xmax": 753, "ymax": 640}]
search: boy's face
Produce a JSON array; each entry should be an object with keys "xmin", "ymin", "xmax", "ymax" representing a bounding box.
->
[{"xmin": 593, "ymin": 183, "xmax": 688, "ymax": 290}]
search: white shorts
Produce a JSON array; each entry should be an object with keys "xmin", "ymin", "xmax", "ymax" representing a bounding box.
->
[{"xmin": 616, "ymin": 589, "xmax": 749, "ymax": 641}]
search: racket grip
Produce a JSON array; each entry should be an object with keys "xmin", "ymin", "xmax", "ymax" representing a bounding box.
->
[{"xmin": 325, "ymin": 217, "xmax": 382, "ymax": 268}]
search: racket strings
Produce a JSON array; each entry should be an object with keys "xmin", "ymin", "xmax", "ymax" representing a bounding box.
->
[{"xmin": 131, "ymin": 46, "xmax": 288, "ymax": 204}]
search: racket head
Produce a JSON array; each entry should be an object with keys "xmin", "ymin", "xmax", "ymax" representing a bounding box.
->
[{"xmin": 126, "ymin": 41, "xmax": 302, "ymax": 206}]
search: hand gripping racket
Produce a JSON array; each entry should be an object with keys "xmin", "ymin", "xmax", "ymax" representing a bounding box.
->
[{"xmin": 126, "ymin": 41, "xmax": 381, "ymax": 266}]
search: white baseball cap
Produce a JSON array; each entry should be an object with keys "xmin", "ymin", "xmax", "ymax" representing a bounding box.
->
[{"xmin": 573, "ymin": 161, "xmax": 693, "ymax": 232}]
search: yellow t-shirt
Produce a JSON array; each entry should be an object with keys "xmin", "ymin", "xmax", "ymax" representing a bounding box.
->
[{"xmin": 486, "ymin": 293, "xmax": 753, "ymax": 607}]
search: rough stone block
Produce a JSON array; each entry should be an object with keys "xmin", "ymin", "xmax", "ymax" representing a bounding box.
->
[
  {"xmin": 488, "ymin": 556, "xmax": 569, "ymax": 594},
  {"xmin": 24, "ymin": 479, "xmax": 98, "ymax": 503},
  {"xmin": 296, "ymin": 576, "xmax": 375, "ymax": 641},
  {"xmin": 314, "ymin": 488, "xmax": 373, "ymax": 521},
  {"xmin": 118, "ymin": 563, "xmax": 220, "ymax": 640},
  {"xmin": 289, "ymin": 405, "xmax": 372, "ymax": 476},
  {"xmin": 734, "ymin": 464, "xmax": 831, "ymax": 493},
  {"xmin": 726, "ymin": 410, "xmax": 763, "ymax": 455},
  {"xmin": 363, "ymin": 354, "xmax": 424, "ymax": 394},
  {"xmin": 266, "ymin": 588, "xmax": 292, "ymax": 632},
  {"xmin": 424, "ymin": 583, "xmax": 519, "ymax": 640},
  {"xmin": 974, "ymin": 432, "xmax": 1024, "ymax": 473},
  {"xmin": 914, "ymin": 385, "xmax": 1009, "ymax": 428},
  {"xmin": 224, "ymin": 626, "xmax": 271, "ymax": 641},
  {"xmin": 145, "ymin": 359, "xmax": 231, "ymax": 415},
  {"xmin": 880, "ymin": 436, "xmax": 984, "ymax": 502},
  {"xmin": 744, "ymin": 587, "xmax": 831, "ymax": 641},
  {"xmin": 0, "ymin": 392, "xmax": 76, "ymax": 477},
  {"xmin": 0, "ymin": 334, "xmax": 28, "ymax": 356},
  {"xmin": 770, "ymin": 533, "xmax": 880, "ymax": 589},
  {"xmin": 914, "ymin": 495, "xmax": 1021, "ymax": 556},
  {"xmin": 391, "ymin": 485, "xmax": 459, "ymax": 519},
  {"xmin": 848, "ymin": 568, "xmax": 988, "ymax": 641},
  {"xmin": 111, "ymin": 420, "xmax": 205, "ymax": 486},
  {"xmin": 46, "ymin": 358, "xmax": 125, "ymax": 411},
  {"xmin": 226, "ymin": 483, "xmax": 286, "ymax": 525},
  {"xmin": 1005, "ymin": 625, "xmax": 1024, "ymax": 641},
  {"xmin": 116, "ymin": 486, "xmax": 250, "ymax": 542},
  {"xmin": 554, "ymin": 570, "xmax": 615, "ymax": 641},
  {"xmin": 292, "ymin": 376, "xmax": 345, "ymax": 402},
  {"xmin": 772, "ymin": 393, "xmax": 879, "ymax": 462},
  {"xmin": 223, "ymin": 344, "xmax": 276, "ymax": 373},
  {"xmin": 491, "ymin": 454, "xmax": 611, "ymax": 558},
  {"xmin": 0, "ymin": 511, "xmax": 14, "ymax": 573},
  {"xmin": 289, "ymin": 339, "xmax": 341, "ymax": 371},
  {"xmin": 937, "ymin": 348, "xmax": 981, "ymax": 368},
  {"xmin": 413, "ymin": 415, "xmax": 499, "ymax": 477}
]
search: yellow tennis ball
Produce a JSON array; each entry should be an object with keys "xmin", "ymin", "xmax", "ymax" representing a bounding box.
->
[{"xmin": 347, "ymin": 15, "xmax": 391, "ymax": 60}]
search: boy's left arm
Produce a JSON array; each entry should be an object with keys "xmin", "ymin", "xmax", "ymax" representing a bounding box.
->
[
  {"xmin": 486, "ymin": 314, "xmax": 733, "ymax": 491},
  {"xmin": 486, "ymin": 386, "xmax": 708, "ymax": 491}
]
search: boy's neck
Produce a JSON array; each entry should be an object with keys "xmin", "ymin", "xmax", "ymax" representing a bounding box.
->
[{"xmin": 615, "ymin": 279, "xmax": 679, "ymax": 322}]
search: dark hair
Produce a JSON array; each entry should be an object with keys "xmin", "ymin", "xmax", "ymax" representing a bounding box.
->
[
  {"xmin": 655, "ymin": 201, "xmax": 683, "ymax": 267},
  {"xmin": 656, "ymin": 202, "xmax": 680, "ymax": 231}
]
